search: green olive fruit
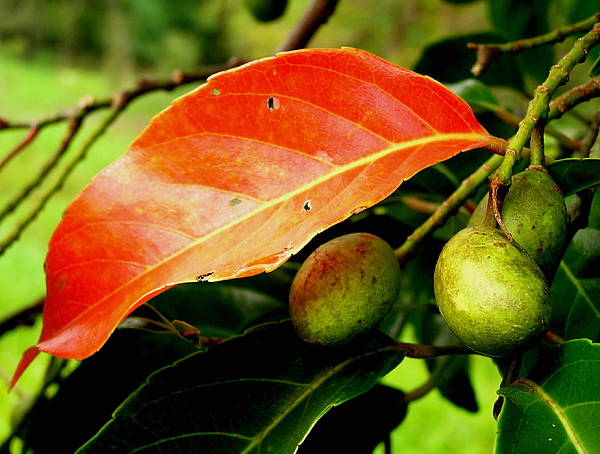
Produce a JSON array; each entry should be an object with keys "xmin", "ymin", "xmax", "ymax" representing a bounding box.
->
[
  {"xmin": 289, "ymin": 233, "xmax": 401, "ymax": 346},
  {"xmin": 243, "ymin": 0, "xmax": 288, "ymax": 22},
  {"xmin": 469, "ymin": 170, "xmax": 567, "ymax": 273},
  {"xmin": 434, "ymin": 225, "xmax": 551, "ymax": 357}
]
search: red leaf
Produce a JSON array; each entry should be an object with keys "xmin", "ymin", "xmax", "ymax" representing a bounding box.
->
[{"xmin": 11, "ymin": 48, "xmax": 492, "ymax": 386}]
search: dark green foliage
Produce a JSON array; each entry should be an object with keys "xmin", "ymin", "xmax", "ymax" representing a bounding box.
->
[
  {"xmin": 413, "ymin": 33, "xmax": 524, "ymax": 90},
  {"xmin": 298, "ymin": 384, "xmax": 408, "ymax": 453},
  {"xmin": 76, "ymin": 322, "xmax": 404, "ymax": 453},
  {"xmin": 497, "ymin": 340, "xmax": 600, "ymax": 453},
  {"xmin": 243, "ymin": 0, "xmax": 288, "ymax": 22}
]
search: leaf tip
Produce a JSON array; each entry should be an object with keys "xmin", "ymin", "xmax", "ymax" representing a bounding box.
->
[{"xmin": 8, "ymin": 346, "xmax": 41, "ymax": 392}]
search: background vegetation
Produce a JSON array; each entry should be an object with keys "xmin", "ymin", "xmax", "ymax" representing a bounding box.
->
[{"xmin": 1, "ymin": 0, "xmax": 597, "ymax": 452}]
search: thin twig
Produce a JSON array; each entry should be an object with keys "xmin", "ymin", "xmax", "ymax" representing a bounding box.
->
[
  {"xmin": 387, "ymin": 341, "xmax": 474, "ymax": 358},
  {"xmin": 0, "ymin": 61, "xmax": 243, "ymax": 132},
  {"xmin": 0, "ymin": 60, "xmax": 243, "ymax": 257},
  {"xmin": 493, "ymin": 353, "xmax": 523, "ymax": 419},
  {"xmin": 473, "ymin": 101, "xmax": 582, "ymax": 151},
  {"xmin": 548, "ymin": 76, "xmax": 600, "ymax": 121},
  {"xmin": 0, "ymin": 103, "xmax": 124, "ymax": 255},
  {"xmin": 0, "ymin": 116, "xmax": 83, "ymax": 223},
  {"xmin": 493, "ymin": 22, "xmax": 600, "ymax": 188},
  {"xmin": 276, "ymin": 0, "xmax": 341, "ymax": 53},
  {"xmin": 0, "ymin": 126, "xmax": 39, "ymax": 171},
  {"xmin": 403, "ymin": 354, "xmax": 470, "ymax": 403},
  {"xmin": 395, "ymin": 152, "xmax": 505, "ymax": 263},
  {"xmin": 0, "ymin": 298, "xmax": 44, "ymax": 337},
  {"xmin": 468, "ymin": 13, "xmax": 600, "ymax": 76}
]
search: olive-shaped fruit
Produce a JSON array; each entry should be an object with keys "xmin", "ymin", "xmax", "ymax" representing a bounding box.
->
[
  {"xmin": 469, "ymin": 170, "xmax": 567, "ymax": 273},
  {"xmin": 289, "ymin": 233, "xmax": 401, "ymax": 346},
  {"xmin": 243, "ymin": 0, "xmax": 288, "ymax": 22},
  {"xmin": 434, "ymin": 225, "xmax": 551, "ymax": 357}
]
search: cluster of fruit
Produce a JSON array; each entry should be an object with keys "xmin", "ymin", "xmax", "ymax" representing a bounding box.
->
[{"xmin": 287, "ymin": 169, "xmax": 567, "ymax": 358}]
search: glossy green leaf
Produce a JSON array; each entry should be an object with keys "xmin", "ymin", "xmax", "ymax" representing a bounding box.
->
[
  {"xmin": 496, "ymin": 339, "xmax": 600, "ymax": 453},
  {"xmin": 76, "ymin": 321, "xmax": 404, "ymax": 453},
  {"xmin": 552, "ymin": 228, "xmax": 600, "ymax": 342},
  {"xmin": 588, "ymin": 54, "xmax": 600, "ymax": 78},
  {"xmin": 446, "ymin": 78, "xmax": 500, "ymax": 107},
  {"xmin": 547, "ymin": 158, "xmax": 600, "ymax": 196},
  {"xmin": 589, "ymin": 190, "xmax": 600, "ymax": 230}
]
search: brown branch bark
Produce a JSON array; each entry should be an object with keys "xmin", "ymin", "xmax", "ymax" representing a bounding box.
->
[
  {"xmin": 0, "ymin": 298, "xmax": 44, "ymax": 337},
  {"xmin": 277, "ymin": 0, "xmax": 341, "ymax": 53}
]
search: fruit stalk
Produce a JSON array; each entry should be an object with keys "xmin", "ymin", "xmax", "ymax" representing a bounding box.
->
[{"xmin": 395, "ymin": 153, "xmax": 504, "ymax": 263}]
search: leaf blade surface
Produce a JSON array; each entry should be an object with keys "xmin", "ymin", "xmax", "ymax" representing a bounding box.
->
[
  {"xmin": 497, "ymin": 340, "xmax": 600, "ymax": 454},
  {"xmin": 14, "ymin": 48, "xmax": 491, "ymax": 382}
]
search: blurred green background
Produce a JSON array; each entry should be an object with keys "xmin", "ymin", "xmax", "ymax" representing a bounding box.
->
[{"xmin": 0, "ymin": 0, "xmax": 501, "ymax": 452}]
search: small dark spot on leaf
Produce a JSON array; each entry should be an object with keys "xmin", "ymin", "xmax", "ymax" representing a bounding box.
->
[
  {"xmin": 303, "ymin": 200, "xmax": 312, "ymax": 211},
  {"xmin": 267, "ymin": 96, "xmax": 280, "ymax": 111},
  {"xmin": 230, "ymin": 198, "xmax": 242, "ymax": 207},
  {"xmin": 493, "ymin": 241, "xmax": 506, "ymax": 248}
]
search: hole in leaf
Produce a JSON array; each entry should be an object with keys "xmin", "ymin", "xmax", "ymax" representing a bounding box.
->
[
  {"xmin": 303, "ymin": 200, "xmax": 312, "ymax": 211},
  {"xmin": 230, "ymin": 198, "xmax": 242, "ymax": 207},
  {"xmin": 267, "ymin": 96, "xmax": 280, "ymax": 111},
  {"xmin": 196, "ymin": 272, "xmax": 214, "ymax": 282},
  {"xmin": 212, "ymin": 88, "xmax": 221, "ymax": 95}
]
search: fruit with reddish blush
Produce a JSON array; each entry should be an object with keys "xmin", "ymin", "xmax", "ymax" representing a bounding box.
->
[{"xmin": 289, "ymin": 233, "xmax": 401, "ymax": 346}]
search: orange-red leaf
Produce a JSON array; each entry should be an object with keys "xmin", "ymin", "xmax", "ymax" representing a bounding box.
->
[{"xmin": 12, "ymin": 48, "xmax": 492, "ymax": 386}]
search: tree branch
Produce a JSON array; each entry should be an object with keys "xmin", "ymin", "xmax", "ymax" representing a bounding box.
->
[
  {"xmin": 494, "ymin": 22, "xmax": 600, "ymax": 187},
  {"xmin": 0, "ymin": 298, "xmax": 44, "ymax": 337},
  {"xmin": 468, "ymin": 13, "xmax": 600, "ymax": 76},
  {"xmin": 276, "ymin": 0, "xmax": 340, "ymax": 53}
]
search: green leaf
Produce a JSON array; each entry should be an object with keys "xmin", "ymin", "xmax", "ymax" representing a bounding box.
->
[
  {"xmin": 413, "ymin": 33, "xmax": 524, "ymax": 90},
  {"xmin": 76, "ymin": 321, "xmax": 404, "ymax": 454},
  {"xmin": 297, "ymin": 384, "xmax": 408, "ymax": 453},
  {"xmin": 487, "ymin": 0, "xmax": 554, "ymax": 82},
  {"xmin": 552, "ymin": 229, "xmax": 600, "ymax": 342},
  {"xmin": 589, "ymin": 190, "xmax": 600, "ymax": 231},
  {"xmin": 547, "ymin": 158, "xmax": 600, "ymax": 196},
  {"xmin": 588, "ymin": 54, "xmax": 600, "ymax": 78},
  {"xmin": 144, "ymin": 267, "xmax": 294, "ymax": 338},
  {"xmin": 496, "ymin": 339, "xmax": 600, "ymax": 453},
  {"xmin": 446, "ymin": 78, "xmax": 501, "ymax": 107}
]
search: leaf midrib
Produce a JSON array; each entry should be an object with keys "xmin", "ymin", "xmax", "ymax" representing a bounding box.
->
[{"xmin": 521, "ymin": 378, "xmax": 588, "ymax": 454}]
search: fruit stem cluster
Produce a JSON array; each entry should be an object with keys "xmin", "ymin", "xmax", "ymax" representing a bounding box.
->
[
  {"xmin": 495, "ymin": 21, "xmax": 600, "ymax": 187},
  {"xmin": 395, "ymin": 153, "xmax": 504, "ymax": 262}
]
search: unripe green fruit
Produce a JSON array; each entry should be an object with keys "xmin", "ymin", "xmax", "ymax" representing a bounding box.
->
[
  {"xmin": 469, "ymin": 170, "xmax": 567, "ymax": 273},
  {"xmin": 434, "ymin": 225, "xmax": 551, "ymax": 357},
  {"xmin": 243, "ymin": 0, "xmax": 288, "ymax": 22},
  {"xmin": 289, "ymin": 233, "xmax": 401, "ymax": 346}
]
